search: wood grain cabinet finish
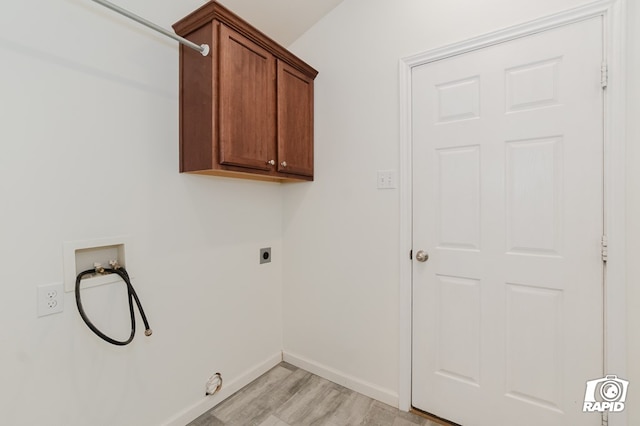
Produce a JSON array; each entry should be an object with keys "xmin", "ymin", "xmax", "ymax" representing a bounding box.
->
[{"xmin": 173, "ymin": 1, "xmax": 318, "ymax": 182}]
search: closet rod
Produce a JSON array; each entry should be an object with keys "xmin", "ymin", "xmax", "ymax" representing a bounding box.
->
[{"xmin": 91, "ymin": 0, "xmax": 210, "ymax": 56}]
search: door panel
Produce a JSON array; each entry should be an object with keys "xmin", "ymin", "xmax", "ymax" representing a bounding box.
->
[
  {"xmin": 411, "ymin": 17, "xmax": 604, "ymax": 426},
  {"xmin": 277, "ymin": 61, "xmax": 314, "ymax": 177},
  {"xmin": 219, "ymin": 23, "xmax": 276, "ymax": 170}
]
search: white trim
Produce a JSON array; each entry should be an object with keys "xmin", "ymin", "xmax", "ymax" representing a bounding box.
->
[
  {"xmin": 283, "ymin": 351, "xmax": 399, "ymax": 407},
  {"xmin": 398, "ymin": 49, "xmax": 414, "ymax": 413},
  {"xmin": 398, "ymin": 1, "xmax": 627, "ymax": 423},
  {"xmin": 402, "ymin": 0, "xmax": 615, "ymax": 67},
  {"xmin": 161, "ymin": 352, "xmax": 283, "ymax": 426},
  {"xmin": 601, "ymin": 1, "xmax": 628, "ymax": 425}
]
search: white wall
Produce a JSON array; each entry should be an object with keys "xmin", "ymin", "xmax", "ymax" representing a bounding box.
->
[
  {"xmin": 0, "ymin": 1, "xmax": 283, "ymax": 425},
  {"xmin": 284, "ymin": 0, "xmax": 639, "ymax": 420},
  {"xmin": 2, "ymin": 0, "xmax": 638, "ymax": 424}
]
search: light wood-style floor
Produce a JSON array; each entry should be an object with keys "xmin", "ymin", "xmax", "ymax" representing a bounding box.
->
[{"xmin": 187, "ymin": 362, "xmax": 439, "ymax": 426}]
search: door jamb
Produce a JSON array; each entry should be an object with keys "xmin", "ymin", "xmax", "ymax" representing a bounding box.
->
[{"xmin": 398, "ymin": 2, "xmax": 627, "ymax": 425}]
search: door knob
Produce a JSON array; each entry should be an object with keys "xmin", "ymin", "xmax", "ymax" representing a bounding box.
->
[
  {"xmin": 415, "ymin": 250, "xmax": 429, "ymax": 262},
  {"xmin": 280, "ymin": 161, "xmax": 288, "ymax": 168},
  {"xmin": 266, "ymin": 160, "xmax": 275, "ymax": 166}
]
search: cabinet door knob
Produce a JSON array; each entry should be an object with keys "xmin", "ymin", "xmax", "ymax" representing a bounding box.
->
[
  {"xmin": 266, "ymin": 160, "xmax": 275, "ymax": 166},
  {"xmin": 280, "ymin": 161, "xmax": 288, "ymax": 168}
]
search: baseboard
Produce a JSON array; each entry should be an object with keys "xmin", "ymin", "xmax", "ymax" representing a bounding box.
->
[
  {"xmin": 162, "ymin": 352, "xmax": 283, "ymax": 426},
  {"xmin": 282, "ymin": 351, "xmax": 398, "ymax": 408}
]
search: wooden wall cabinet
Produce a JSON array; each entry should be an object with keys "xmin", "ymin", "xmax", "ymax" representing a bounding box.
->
[{"xmin": 173, "ymin": 1, "xmax": 318, "ymax": 182}]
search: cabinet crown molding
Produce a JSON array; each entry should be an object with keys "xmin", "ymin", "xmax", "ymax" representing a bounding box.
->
[{"xmin": 173, "ymin": 1, "xmax": 318, "ymax": 79}]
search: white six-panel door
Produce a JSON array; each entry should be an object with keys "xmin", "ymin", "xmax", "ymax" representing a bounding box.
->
[{"xmin": 411, "ymin": 17, "xmax": 604, "ymax": 426}]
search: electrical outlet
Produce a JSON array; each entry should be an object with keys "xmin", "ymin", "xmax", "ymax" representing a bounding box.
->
[
  {"xmin": 260, "ymin": 247, "xmax": 271, "ymax": 264},
  {"xmin": 37, "ymin": 282, "xmax": 64, "ymax": 317}
]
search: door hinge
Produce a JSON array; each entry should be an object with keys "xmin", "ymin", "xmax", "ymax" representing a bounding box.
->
[
  {"xmin": 601, "ymin": 235, "xmax": 609, "ymax": 262},
  {"xmin": 601, "ymin": 62, "xmax": 608, "ymax": 89},
  {"xmin": 602, "ymin": 411, "xmax": 609, "ymax": 426}
]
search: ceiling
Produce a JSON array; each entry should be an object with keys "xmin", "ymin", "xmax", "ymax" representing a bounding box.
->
[
  {"xmin": 184, "ymin": 0, "xmax": 346, "ymax": 47},
  {"xmin": 105, "ymin": 0, "xmax": 343, "ymax": 50}
]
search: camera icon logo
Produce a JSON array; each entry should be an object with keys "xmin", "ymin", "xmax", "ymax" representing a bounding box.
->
[{"xmin": 583, "ymin": 375, "xmax": 629, "ymax": 413}]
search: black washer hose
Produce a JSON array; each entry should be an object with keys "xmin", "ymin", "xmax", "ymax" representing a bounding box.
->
[{"xmin": 75, "ymin": 267, "xmax": 152, "ymax": 346}]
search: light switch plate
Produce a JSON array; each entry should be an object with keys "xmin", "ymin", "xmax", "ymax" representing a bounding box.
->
[{"xmin": 377, "ymin": 170, "xmax": 397, "ymax": 189}]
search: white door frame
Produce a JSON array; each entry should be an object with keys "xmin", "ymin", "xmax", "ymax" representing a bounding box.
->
[{"xmin": 398, "ymin": 1, "xmax": 628, "ymax": 424}]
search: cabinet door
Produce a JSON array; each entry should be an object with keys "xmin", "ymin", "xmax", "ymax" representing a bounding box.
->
[
  {"xmin": 277, "ymin": 61, "xmax": 314, "ymax": 177},
  {"xmin": 219, "ymin": 24, "xmax": 276, "ymax": 171}
]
